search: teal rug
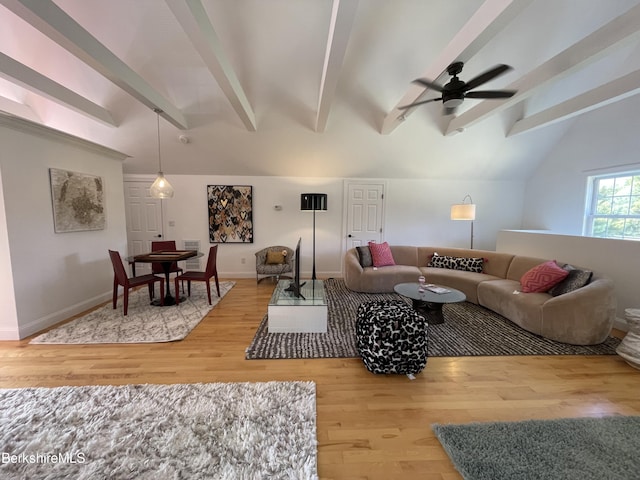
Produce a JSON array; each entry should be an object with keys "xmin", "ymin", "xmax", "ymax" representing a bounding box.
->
[{"xmin": 433, "ymin": 416, "xmax": 640, "ymax": 480}]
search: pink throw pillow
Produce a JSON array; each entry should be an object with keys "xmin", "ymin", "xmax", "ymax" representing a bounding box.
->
[
  {"xmin": 520, "ymin": 260, "xmax": 569, "ymax": 293},
  {"xmin": 368, "ymin": 241, "xmax": 396, "ymax": 267}
]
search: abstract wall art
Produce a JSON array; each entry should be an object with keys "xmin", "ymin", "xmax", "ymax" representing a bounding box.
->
[
  {"xmin": 49, "ymin": 168, "xmax": 105, "ymax": 233},
  {"xmin": 207, "ymin": 185, "xmax": 253, "ymax": 243}
]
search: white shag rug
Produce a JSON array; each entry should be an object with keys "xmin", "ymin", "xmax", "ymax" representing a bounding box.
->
[
  {"xmin": 30, "ymin": 281, "xmax": 234, "ymax": 344},
  {"xmin": 0, "ymin": 381, "xmax": 318, "ymax": 479}
]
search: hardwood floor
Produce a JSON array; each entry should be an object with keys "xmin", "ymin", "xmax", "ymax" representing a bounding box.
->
[{"xmin": 1, "ymin": 278, "xmax": 639, "ymax": 480}]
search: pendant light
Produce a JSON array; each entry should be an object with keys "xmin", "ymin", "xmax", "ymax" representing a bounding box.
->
[{"xmin": 150, "ymin": 108, "xmax": 174, "ymax": 199}]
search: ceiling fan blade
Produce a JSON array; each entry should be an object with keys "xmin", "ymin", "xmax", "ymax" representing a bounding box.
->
[
  {"xmin": 463, "ymin": 64, "xmax": 512, "ymax": 91},
  {"xmin": 465, "ymin": 90, "xmax": 516, "ymax": 99},
  {"xmin": 412, "ymin": 78, "xmax": 444, "ymax": 92},
  {"xmin": 398, "ymin": 98, "xmax": 442, "ymax": 110}
]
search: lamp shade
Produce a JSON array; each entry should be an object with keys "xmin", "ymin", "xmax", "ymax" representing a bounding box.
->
[
  {"xmin": 451, "ymin": 203, "xmax": 476, "ymax": 221},
  {"xmin": 301, "ymin": 193, "xmax": 327, "ymax": 211}
]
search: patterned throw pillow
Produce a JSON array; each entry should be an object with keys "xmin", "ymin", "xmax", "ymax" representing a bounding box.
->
[
  {"xmin": 428, "ymin": 254, "xmax": 458, "ymax": 269},
  {"xmin": 456, "ymin": 257, "xmax": 484, "ymax": 273},
  {"xmin": 520, "ymin": 260, "xmax": 569, "ymax": 293},
  {"xmin": 266, "ymin": 250, "xmax": 285, "ymax": 264},
  {"xmin": 368, "ymin": 241, "xmax": 396, "ymax": 267},
  {"xmin": 356, "ymin": 246, "xmax": 373, "ymax": 268},
  {"xmin": 428, "ymin": 254, "xmax": 484, "ymax": 273},
  {"xmin": 548, "ymin": 265, "xmax": 593, "ymax": 296}
]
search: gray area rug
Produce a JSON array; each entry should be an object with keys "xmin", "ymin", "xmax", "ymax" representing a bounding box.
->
[
  {"xmin": 30, "ymin": 281, "xmax": 234, "ymax": 344},
  {"xmin": 245, "ymin": 278, "xmax": 620, "ymax": 359},
  {"xmin": 0, "ymin": 381, "xmax": 317, "ymax": 480},
  {"xmin": 433, "ymin": 416, "xmax": 640, "ymax": 480}
]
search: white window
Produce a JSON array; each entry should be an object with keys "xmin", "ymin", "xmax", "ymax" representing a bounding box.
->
[{"xmin": 585, "ymin": 173, "xmax": 640, "ymax": 240}]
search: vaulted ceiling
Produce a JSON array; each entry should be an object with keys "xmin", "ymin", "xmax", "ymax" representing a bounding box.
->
[{"xmin": 1, "ymin": 0, "xmax": 640, "ymax": 180}]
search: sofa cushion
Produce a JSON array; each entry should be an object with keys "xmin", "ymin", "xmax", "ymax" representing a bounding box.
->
[
  {"xmin": 368, "ymin": 241, "xmax": 396, "ymax": 267},
  {"xmin": 356, "ymin": 246, "xmax": 373, "ymax": 268},
  {"xmin": 548, "ymin": 265, "xmax": 593, "ymax": 296},
  {"xmin": 477, "ymin": 279, "xmax": 545, "ymax": 333},
  {"xmin": 420, "ymin": 267, "xmax": 501, "ymax": 304},
  {"xmin": 360, "ymin": 265, "xmax": 421, "ymax": 293},
  {"xmin": 520, "ymin": 260, "xmax": 569, "ymax": 293}
]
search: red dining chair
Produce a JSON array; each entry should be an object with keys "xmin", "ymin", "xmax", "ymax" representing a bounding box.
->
[
  {"xmin": 109, "ymin": 250, "xmax": 164, "ymax": 315},
  {"xmin": 174, "ymin": 246, "xmax": 220, "ymax": 305},
  {"xmin": 151, "ymin": 240, "xmax": 184, "ymax": 293}
]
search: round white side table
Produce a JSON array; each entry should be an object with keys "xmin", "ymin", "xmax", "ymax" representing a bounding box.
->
[{"xmin": 616, "ymin": 308, "xmax": 640, "ymax": 370}]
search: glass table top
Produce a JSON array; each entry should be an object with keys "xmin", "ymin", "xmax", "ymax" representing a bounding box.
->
[{"xmin": 269, "ymin": 280, "xmax": 327, "ymax": 306}]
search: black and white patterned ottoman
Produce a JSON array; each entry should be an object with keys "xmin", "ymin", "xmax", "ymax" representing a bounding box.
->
[{"xmin": 356, "ymin": 300, "xmax": 428, "ymax": 375}]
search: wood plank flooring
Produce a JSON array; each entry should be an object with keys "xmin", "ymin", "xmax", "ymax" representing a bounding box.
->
[{"xmin": 1, "ymin": 278, "xmax": 639, "ymax": 480}]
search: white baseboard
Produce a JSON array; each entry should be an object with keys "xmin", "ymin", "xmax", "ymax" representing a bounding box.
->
[{"xmin": 17, "ymin": 291, "xmax": 112, "ymax": 340}]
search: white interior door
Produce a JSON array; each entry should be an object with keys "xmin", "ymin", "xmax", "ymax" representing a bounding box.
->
[
  {"xmin": 124, "ymin": 181, "xmax": 163, "ymax": 275},
  {"xmin": 345, "ymin": 182, "xmax": 385, "ymax": 250}
]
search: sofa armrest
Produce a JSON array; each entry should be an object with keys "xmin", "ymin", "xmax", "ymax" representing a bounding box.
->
[
  {"xmin": 541, "ymin": 277, "xmax": 616, "ymax": 345},
  {"xmin": 344, "ymin": 248, "xmax": 364, "ymax": 291}
]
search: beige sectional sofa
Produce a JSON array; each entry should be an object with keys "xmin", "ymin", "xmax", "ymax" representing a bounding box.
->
[{"xmin": 344, "ymin": 245, "xmax": 616, "ymax": 346}]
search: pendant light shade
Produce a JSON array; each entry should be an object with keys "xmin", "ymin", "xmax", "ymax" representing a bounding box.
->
[
  {"xmin": 150, "ymin": 109, "xmax": 174, "ymax": 199},
  {"xmin": 150, "ymin": 172, "xmax": 174, "ymax": 198}
]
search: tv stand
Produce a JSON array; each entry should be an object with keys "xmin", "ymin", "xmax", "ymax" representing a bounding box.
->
[
  {"xmin": 284, "ymin": 280, "xmax": 306, "ymax": 300},
  {"xmin": 268, "ymin": 280, "xmax": 327, "ymax": 333}
]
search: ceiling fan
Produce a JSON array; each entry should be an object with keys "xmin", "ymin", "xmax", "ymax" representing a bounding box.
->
[{"xmin": 399, "ymin": 62, "xmax": 517, "ymax": 115}]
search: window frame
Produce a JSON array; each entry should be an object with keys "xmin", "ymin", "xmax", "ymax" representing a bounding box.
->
[{"xmin": 584, "ymin": 171, "xmax": 640, "ymax": 240}]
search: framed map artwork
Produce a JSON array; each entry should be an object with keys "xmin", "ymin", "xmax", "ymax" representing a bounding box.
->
[
  {"xmin": 49, "ymin": 168, "xmax": 105, "ymax": 233},
  {"xmin": 207, "ymin": 185, "xmax": 253, "ymax": 243}
]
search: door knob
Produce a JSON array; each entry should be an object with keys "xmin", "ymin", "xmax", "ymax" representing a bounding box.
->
[
  {"xmin": 348, "ymin": 234, "xmax": 353, "ymax": 238},
  {"xmin": 155, "ymin": 234, "xmax": 162, "ymax": 238}
]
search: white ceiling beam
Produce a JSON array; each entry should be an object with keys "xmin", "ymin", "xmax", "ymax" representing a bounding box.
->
[
  {"xmin": 0, "ymin": 52, "xmax": 116, "ymax": 127},
  {"xmin": 381, "ymin": 0, "xmax": 533, "ymax": 135},
  {"xmin": 166, "ymin": 0, "xmax": 256, "ymax": 131},
  {"xmin": 508, "ymin": 69, "xmax": 640, "ymax": 137},
  {"xmin": 0, "ymin": 95, "xmax": 40, "ymax": 122},
  {"xmin": 0, "ymin": 0, "xmax": 188, "ymax": 129},
  {"xmin": 315, "ymin": 0, "xmax": 359, "ymax": 133},
  {"xmin": 446, "ymin": 2, "xmax": 640, "ymax": 136}
]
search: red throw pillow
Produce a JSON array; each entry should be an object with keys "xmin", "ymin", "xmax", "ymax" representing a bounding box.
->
[
  {"xmin": 368, "ymin": 241, "xmax": 396, "ymax": 267},
  {"xmin": 520, "ymin": 260, "xmax": 570, "ymax": 293}
]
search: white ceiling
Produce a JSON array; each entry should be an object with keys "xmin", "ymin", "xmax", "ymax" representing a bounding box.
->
[{"xmin": 1, "ymin": 0, "xmax": 640, "ymax": 180}]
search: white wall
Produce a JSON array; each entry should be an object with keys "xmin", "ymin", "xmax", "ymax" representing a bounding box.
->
[
  {"xmin": 384, "ymin": 179, "xmax": 526, "ymax": 250},
  {"xmin": 0, "ymin": 167, "xmax": 18, "ymax": 338},
  {"xmin": 497, "ymin": 230, "xmax": 640, "ymax": 327},
  {"xmin": 158, "ymin": 175, "xmax": 346, "ymax": 279},
  {"xmin": 522, "ymin": 93, "xmax": 640, "ymax": 233},
  {"xmin": 139, "ymin": 175, "xmax": 526, "ymax": 279},
  {"xmin": 0, "ymin": 116, "xmax": 127, "ymax": 339}
]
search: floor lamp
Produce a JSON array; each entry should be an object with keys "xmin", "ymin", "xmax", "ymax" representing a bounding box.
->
[
  {"xmin": 300, "ymin": 193, "xmax": 328, "ymax": 280},
  {"xmin": 451, "ymin": 194, "xmax": 476, "ymax": 249}
]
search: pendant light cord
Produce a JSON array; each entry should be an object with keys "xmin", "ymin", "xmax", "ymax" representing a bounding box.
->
[{"xmin": 155, "ymin": 108, "xmax": 163, "ymax": 172}]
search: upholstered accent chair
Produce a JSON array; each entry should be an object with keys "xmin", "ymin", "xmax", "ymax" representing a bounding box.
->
[{"xmin": 255, "ymin": 245, "xmax": 294, "ymax": 283}]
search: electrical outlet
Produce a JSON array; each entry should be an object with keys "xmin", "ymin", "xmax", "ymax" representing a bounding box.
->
[{"xmin": 241, "ymin": 257, "xmax": 246, "ymax": 264}]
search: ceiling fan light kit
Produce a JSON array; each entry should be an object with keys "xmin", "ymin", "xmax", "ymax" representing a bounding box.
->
[{"xmin": 399, "ymin": 61, "xmax": 517, "ymax": 115}]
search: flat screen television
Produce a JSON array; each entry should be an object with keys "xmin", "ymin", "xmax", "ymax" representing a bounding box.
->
[{"xmin": 285, "ymin": 237, "xmax": 306, "ymax": 299}]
